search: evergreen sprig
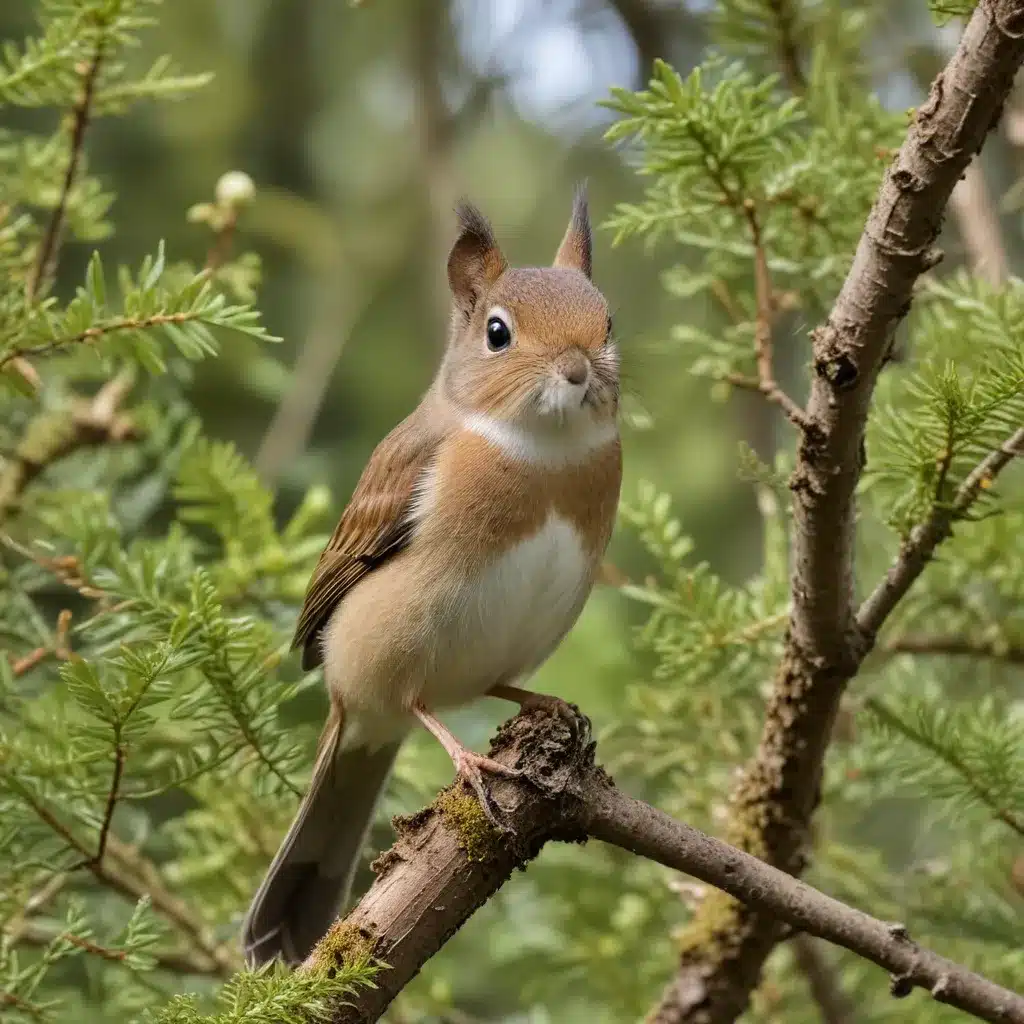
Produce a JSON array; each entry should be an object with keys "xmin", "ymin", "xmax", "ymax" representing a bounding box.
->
[
  {"xmin": 604, "ymin": 53, "xmax": 903, "ymax": 391},
  {"xmin": 867, "ymin": 272, "xmax": 1024, "ymax": 533},
  {"xmin": 608, "ymin": 482, "xmax": 787, "ymax": 816},
  {"xmin": 145, "ymin": 959, "xmax": 378, "ymax": 1024},
  {"xmin": 1, "ymin": 246, "xmax": 279, "ymax": 385},
  {"xmin": 3, "ymin": 1, "xmax": 1023, "ymax": 1022},
  {"xmin": 865, "ymin": 693, "xmax": 1024, "ymax": 836},
  {"xmin": 604, "ymin": 15, "xmax": 1024, "ymax": 1024}
]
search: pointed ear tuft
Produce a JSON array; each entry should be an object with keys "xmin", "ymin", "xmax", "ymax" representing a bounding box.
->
[
  {"xmin": 553, "ymin": 182, "xmax": 592, "ymax": 279},
  {"xmin": 447, "ymin": 201, "xmax": 507, "ymax": 314}
]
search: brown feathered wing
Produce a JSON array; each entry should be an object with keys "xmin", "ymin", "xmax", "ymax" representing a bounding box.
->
[{"xmin": 293, "ymin": 407, "xmax": 442, "ymax": 670}]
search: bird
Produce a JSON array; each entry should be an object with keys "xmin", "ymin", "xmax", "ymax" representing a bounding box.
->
[{"xmin": 242, "ymin": 185, "xmax": 622, "ymax": 968}]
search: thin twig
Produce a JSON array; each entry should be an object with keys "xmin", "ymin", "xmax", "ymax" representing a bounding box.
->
[
  {"xmin": 0, "ymin": 990, "xmax": 45, "ymax": 1020},
  {"xmin": 882, "ymin": 635, "xmax": 1024, "ymax": 664},
  {"xmin": 54, "ymin": 609, "xmax": 72, "ymax": 660},
  {"xmin": 54, "ymin": 930, "xmax": 127, "ymax": 962},
  {"xmin": 10, "ymin": 784, "xmax": 237, "ymax": 975},
  {"xmin": 0, "ymin": 535, "xmax": 107, "ymax": 600},
  {"xmin": 0, "ymin": 370, "xmax": 138, "ymax": 521},
  {"xmin": 253, "ymin": 275, "xmax": 363, "ymax": 484},
  {"xmin": 26, "ymin": 31, "xmax": 105, "ymax": 302},
  {"xmin": 77, "ymin": 737, "xmax": 125, "ymax": 870},
  {"xmin": 204, "ymin": 213, "xmax": 237, "ymax": 273},
  {"xmin": 7, "ymin": 609, "xmax": 73, "ymax": 679},
  {"xmin": 9, "ymin": 646, "xmax": 48, "ymax": 677},
  {"xmin": 710, "ymin": 277, "xmax": 746, "ymax": 324},
  {"xmin": 2, "ymin": 874, "xmax": 69, "ymax": 944},
  {"xmin": 742, "ymin": 201, "xmax": 810, "ymax": 430},
  {"xmin": 949, "ymin": 160, "xmax": 1008, "ymax": 286},
  {"xmin": 103, "ymin": 836, "xmax": 240, "ymax": 975},
  {"xmin": 73, "ymin": 634, "xmax": 162, "ymax": 873},
  {"xmin": 858, "ymin": 427, "xmax": 1024, "ymax": 638},
  {"xmin": 0, "ymin": 310, "xmax": 216, "ymax": 372},
  {"xmin": 8, "ymin": 920, "xmax": 223, "ymax": 976},
  {"xmin": 769, "ymin": 0, "xmax": 806, "ymax": 95}
]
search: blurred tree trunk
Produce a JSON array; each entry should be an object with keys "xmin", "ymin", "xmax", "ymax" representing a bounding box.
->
[
  {"xmin": 411, "ymin": 0, "xmax": 458, "ymax": 336},
  {"xmin": 248, "ymin": 0, "xmax": 319, "ymax": 197}
]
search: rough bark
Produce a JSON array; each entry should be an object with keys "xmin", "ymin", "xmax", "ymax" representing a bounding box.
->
[
  {"xmin": 303, "ymin": 708, "xmax": 1024, "ymax": 1024},
  {"xmin": 651, "ymin": 4, "xmax": 1024, "ymax": 1021},
  {"xmin": 303, "ymin": 709, "xmax": 594, "ymax": 1023}
]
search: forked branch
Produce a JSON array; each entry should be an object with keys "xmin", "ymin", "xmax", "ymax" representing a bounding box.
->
[{"xmin": 653, "ymin": 4, "xmax": 1024, "ymax": 1021}]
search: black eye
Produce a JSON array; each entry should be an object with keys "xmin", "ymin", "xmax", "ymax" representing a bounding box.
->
[{"xmin": 486, "ymin": 316, "xmax": 512, "ymax": 352}]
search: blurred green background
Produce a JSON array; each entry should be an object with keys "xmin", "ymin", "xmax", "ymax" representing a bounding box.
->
[
  {"xmin": 1, "ymin": 0, "xmax": 774, "ymax": 738},
  {"xmin": 5, "ymin": 2, "xmax": 1023, "ymax": 1019}
]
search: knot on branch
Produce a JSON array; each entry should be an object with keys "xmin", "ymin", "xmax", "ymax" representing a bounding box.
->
[
  {"xmin": 813, "ymin": 351, "xmax": 859, "ymax": 391},
  {"xmin": 488, "ymin": 703, "xmax": 599, "ymax": 836}
]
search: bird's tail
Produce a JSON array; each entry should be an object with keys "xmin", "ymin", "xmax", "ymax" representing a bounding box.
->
[{"xmin": 241, "ymin": 707, "xmax": 399, "ymax": 967}]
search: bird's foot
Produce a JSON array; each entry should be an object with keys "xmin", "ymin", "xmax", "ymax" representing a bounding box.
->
[
  {"xmin": 412, "ymin": 701, "xmax": 521, "ymax": 829},
  {"xmin": 452, "ymin": 747, "xmax": 523, "ymax": 828},
  {"xmin": 489, "ymin": 685, "xmax": 585, "ymax": 741}
]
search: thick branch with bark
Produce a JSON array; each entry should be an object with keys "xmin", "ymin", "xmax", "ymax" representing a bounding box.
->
[
  {"xmin": 652, "ymin": 5, "xmax": 1024, "ymax": 1022},
  {"xmin": 304, "ymin": 709, "xmax": 1024, "ymax": 1024}
]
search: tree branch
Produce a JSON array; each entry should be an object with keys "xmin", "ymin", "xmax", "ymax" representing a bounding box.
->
[
  {"xmin": 253, "ymin": 271, "xmax": 363, "ymax": 485},
  {"xmin": 743, "ymin": 201, "xmax": 810, "ymax": 430},
  {"xmin": 767, "ymin": 0, "xmax": 806, "ymax": 95},
  {"xmin": 949, "ymin": 159, "xmax": 1008, "ymax": 285},
  {"xmin": 7, "ymin": 919, "xmax": 224, "ymax": 977},
  {"xmin": 75, "ymin": 733, "xmax": 125, "ymax": 870},
  {"xmin": 653, "ymin": 6, "xmax": 1024, "ymax": 1021},
  {"xmin": 882, "ymin": 634, "xmax": 1024, "ymax": 664},
  {"xmin": 303, "ymin": 709, "xmax": 1024, "ymax": 1024},
  {"xmin": 26, "ymin": 34, "xmax": 104, "ymax": 304},
  {"xmin": 93, "ymin": 835, "xmax": 240, "ymax": 977},
  {"xmin": 6, "ymin": 781, "xmax": 237, "ymax": 976},
  {"xmin": 0, "ymin": 310, "xmax": 224, "ymax": 372},
  {"xmin": 858, "ymin": 426, "xmax": 1024, "ymax": 637}
]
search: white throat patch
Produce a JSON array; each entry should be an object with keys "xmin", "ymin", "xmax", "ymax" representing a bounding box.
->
[{"xmin": 460, "ymin": 410, "xmax": 616, "ymax": 467}]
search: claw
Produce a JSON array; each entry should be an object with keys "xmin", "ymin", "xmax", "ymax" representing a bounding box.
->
[
  {"xmin": 412, "ymin": 701, "xmax": 521, "ymax": 830},
  {"xmin": 490, "ymin": 685, "xmax": 585, "ymax": 743},
  {"xmin": 452, "ymin": 748, "xmax": 522, "ymax": 828}
]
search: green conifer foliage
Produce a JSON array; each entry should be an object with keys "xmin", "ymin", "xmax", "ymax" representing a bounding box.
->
[
  {"xmin": 1, "ymin": 2, "xmax": 1022, "ymax": 1023},
  {"xmin": 1, "ymin": 3, "xmax": 374, "ymax": 1019}
]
